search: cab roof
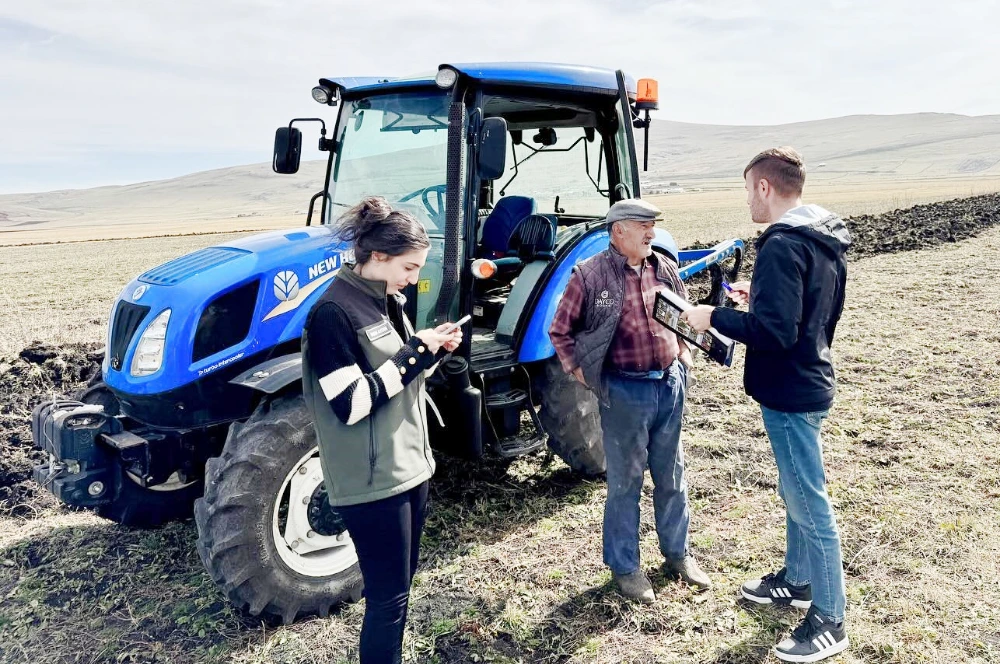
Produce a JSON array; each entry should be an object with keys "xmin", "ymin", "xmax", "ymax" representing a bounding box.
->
[{"xmin": 319, "ymin": 62, "xmax": 637, "ymax": 99}]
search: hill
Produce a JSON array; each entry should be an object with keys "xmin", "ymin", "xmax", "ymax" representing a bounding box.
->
[{"xmin": 1, "ymin": 113, "xmax": 999, "ymax": 243}]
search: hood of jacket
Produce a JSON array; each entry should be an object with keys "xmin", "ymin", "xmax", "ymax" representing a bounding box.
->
[{"xmin": 758, "ymin": 204, "xmax": 852, "ymax": 259}]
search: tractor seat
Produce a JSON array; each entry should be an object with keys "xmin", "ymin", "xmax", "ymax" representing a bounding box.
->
[
  {"xmin": 479, "ymin": 195, "xmax": 536, "ymax": 258},
  {"xmin": 507, "ymin": 214, "xmax": 557, "ymax": 262}
]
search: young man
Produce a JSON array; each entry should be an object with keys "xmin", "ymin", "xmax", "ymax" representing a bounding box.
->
[
  {"xmin": 683, "ymin": 148, "xmax": 851, "ymax": 662},
  {"xmin": 549, "ymin": 198, "xmax": 711, "ymax": 604}
]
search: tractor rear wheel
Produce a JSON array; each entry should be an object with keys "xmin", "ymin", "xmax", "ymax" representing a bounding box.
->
[
  {"xmin": 194, "ymin": 394, "xmax": 363, "ymax": 624},
  {"xmin": 537, "ymin": 356, "xmax": 605, "ymax": 476}
]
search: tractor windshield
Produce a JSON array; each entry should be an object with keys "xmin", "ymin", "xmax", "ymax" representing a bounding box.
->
[{"xmin": 331, "ymin": 91, "xmax": 451, "ymax": 233}]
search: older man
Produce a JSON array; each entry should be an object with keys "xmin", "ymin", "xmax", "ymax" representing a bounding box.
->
[{"xmin": 549, "ymin": 198, "xmax": 710, "ymax": 603}]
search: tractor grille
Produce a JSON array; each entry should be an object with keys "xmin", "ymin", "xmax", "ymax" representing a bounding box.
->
[
  {"xmin": 138, "ymin": 247, "xmax": 249, "ymax": 286},
  {"xmin": 109, "ymin": 301, "xmax": 150, "ymax": 372}
]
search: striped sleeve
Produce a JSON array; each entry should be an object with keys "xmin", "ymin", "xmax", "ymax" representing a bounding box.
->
[{"xmin": 306, "ymin": 302, "xmax": 437, "ymax": 425}]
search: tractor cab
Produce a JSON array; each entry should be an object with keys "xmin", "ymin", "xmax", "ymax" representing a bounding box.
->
[
  {"xmin": 267, "ymin": 63, "xmax": 720, "ymax": 460},
  {"xmin": 275, "ymin": 64, "xmax": 657, "ymax": 377}
]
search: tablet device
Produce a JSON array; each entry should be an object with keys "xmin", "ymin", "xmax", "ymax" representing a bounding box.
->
[{"xmin": 653, "ymin": 290, "xmax": 736, "ymax": 366}]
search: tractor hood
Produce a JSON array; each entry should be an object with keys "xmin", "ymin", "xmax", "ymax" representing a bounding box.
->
[{"xmin": 103, "ymin": 227, "xmax": 351, "ymax": 397}]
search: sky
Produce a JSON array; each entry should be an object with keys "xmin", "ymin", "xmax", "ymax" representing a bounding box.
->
[{"xmin": 2, "ymin": 0, "xmax": 999, "ymax": 194}]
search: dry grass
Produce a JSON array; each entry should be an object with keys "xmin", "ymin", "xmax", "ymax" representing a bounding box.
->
[
  {"xmin": 1, "ymin": 190, "xmax": 999, "ymax": 663},
  {"xmin": 0, "ymin": 233, "xmax": 251, "ymax": 359}
]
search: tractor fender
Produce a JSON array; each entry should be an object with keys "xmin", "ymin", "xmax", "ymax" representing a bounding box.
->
[
  {"xmin": 517, "ymin": 227, "xmax": 678, "ymax": 363},
  {"xmin": 230, "ymin": 353, "xmax": 303, "ymax": 394}
]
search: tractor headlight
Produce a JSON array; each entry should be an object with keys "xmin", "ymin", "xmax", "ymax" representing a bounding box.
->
[
  {"xmin": 130, "ymin": 309, "xmax": 171, "ymax": 377},
  {"xmin": 435, "ymin": 67, "xmax": 458, "ymax": 89},
  {"xmin": 311, "ymin": 85, "xmax": 332, "ymax": 104}
]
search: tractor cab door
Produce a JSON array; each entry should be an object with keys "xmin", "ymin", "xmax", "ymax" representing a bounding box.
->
[
  {"xmin": 325, "ymin": 89, "xmax": 460, "ymax": 332},
  {"xmin": 614, "ymin": 69, "xmax": 641, "ymax": 201}
]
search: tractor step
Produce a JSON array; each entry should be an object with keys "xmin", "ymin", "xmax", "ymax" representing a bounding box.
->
[
  {"xmin": 485, "ymin": 388, "xmax": 529, "ymax": 410},
  {"xmin": 486, "ymin": 387, "xmax": 548, "ymax": 458},
  {"xmin": 494, "ymin": 433, "xmax": 546, "ymax": 458}
]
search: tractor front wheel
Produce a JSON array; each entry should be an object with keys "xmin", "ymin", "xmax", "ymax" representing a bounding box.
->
[{"xmin": 194, "ymin": 394, "xmax": 362, "ymax": 624}]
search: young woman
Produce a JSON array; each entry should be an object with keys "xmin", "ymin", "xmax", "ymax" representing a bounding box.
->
[{"xmin": 302, "ymin": 196, "xmax": 461, "ymax": 664}]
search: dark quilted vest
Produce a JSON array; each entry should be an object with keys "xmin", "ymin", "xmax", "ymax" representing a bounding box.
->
[{"xmin": 572, "ymin": 245, "xmax": 685, "ymax": 406}]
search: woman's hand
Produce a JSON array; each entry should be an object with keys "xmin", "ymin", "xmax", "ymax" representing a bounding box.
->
[
  {"xmin": 440, "ymin": 324, "xmax": 462, "ymax": 353},
  {"xmin": 415, "ymin": 323, "xmax": 463, "ymax": 354}
]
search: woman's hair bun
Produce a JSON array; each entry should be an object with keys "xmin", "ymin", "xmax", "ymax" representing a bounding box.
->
[
  {"xmin": 334, "ymin": 196, "xmax": 392, "ymax": 243},
  {"xmin": 358, "ymin": 196, "xmax": 392, "ymax": 223}
]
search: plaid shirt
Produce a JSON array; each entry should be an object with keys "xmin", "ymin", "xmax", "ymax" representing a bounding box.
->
[{"xmin": 551, "ymin": 254, "xmax": 686, "ymax": 374}]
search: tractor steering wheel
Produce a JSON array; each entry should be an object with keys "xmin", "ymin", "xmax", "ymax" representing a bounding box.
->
[{"xmin": 398, "ymin": 184, "xmax": 447, "ymax": 223}]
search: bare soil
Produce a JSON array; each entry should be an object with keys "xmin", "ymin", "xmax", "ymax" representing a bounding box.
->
[{"xmin": 0, "ymin": 343, "xmax": 102, "ymax": 518}]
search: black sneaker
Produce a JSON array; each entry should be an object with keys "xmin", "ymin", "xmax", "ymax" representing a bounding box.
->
[
  {"xmin": 774, "ymin": 606, "xmax": 849, "ymax": 662},
  {"xmin": 741, "ymin": 568, "xmax": 812, "ymax": 608}
]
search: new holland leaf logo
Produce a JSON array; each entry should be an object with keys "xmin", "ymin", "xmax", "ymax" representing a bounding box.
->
[{"xmin": 273, "ymin": 271, "xmax": 300, "ymax": 301}]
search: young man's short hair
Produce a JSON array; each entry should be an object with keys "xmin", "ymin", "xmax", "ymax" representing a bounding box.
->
[{"xmin": 744, "ymin": 147, "xmax": 806, "ymax": 197}]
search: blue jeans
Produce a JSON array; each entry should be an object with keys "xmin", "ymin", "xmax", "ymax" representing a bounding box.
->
[
  {"xmin": 760, "ymin": 405, "xmax": 847, "ymax": 623},
  {"xmin": 599, "ymin": 361, "xmax": 690, "ymax": 574}
]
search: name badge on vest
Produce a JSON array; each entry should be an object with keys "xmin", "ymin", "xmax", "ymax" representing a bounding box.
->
[{"xmin": 364, "ymin": 321, "xmax": 392, "ymax": 341}]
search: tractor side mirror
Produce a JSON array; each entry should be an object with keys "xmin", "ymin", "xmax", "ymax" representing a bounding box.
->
[
  {"xmin": 273, "ymin": 126, "xmax": 302, "ymax": 174},
  {"xmin": 478, "ymin": 117, "xmax": 508, "ymax": 181}
]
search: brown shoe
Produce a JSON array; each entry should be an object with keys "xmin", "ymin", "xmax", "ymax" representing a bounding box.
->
[
  {"xmin": 663, "ymin": 556, "xmax": 712, "ymax": 590},
  {"xmin": 613, "ymin": 570, "xmax": 656, "ymax": 604}
]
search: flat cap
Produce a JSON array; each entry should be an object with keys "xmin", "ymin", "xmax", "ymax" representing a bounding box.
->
[{"xmin": 606, "ymin": 198, "xmax": 663, "ymax": 224}]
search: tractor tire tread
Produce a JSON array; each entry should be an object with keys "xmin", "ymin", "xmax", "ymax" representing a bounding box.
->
[{"xmin": 194, "ymin": 394, "xmax": 362, "ymax": 624}]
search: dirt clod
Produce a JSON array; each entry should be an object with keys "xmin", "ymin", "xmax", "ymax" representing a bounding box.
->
[
  {"xmin": 0, "ymin": 342, "xmax": 102, "ymax": 516},
  {"xmin": 734, "ymin": 192, "xmax": 1000, "ymax": 275}
]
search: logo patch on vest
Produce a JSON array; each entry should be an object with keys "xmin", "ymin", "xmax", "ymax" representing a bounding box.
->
[
  {"xmin": 365, "ymin": 322, "xmax": 392, "ymax": 341},
  {"xmin": 595, "ymin": 289, "xmax": 616, "ymax": 307}
]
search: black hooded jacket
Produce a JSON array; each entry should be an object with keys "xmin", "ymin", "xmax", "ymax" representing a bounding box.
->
[{"xmin": 711, "ymin": 208, "xmax": 851, "ymax": 412}]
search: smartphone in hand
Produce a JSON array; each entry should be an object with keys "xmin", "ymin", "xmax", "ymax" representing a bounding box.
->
[{"xmin": 440, "ymin": 314, "xmax": 472, "ymax": 335}]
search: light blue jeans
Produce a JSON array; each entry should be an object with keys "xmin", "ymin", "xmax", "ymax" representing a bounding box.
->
[
  {"xmin": 599, "ymin": 361, "xmax": 690, "ymax": 575},
  {"xmin": 760, "ymin": 405, "xmax": 847, "ymax": 623}
]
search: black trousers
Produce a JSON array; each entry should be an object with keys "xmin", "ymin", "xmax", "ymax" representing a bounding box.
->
[{"xmin": 338, "ymin": 481, "xmax": 429, "ymax": 664}]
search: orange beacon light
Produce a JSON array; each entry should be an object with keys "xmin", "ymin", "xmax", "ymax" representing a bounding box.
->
[
  {"xmin": 635, "ymin": 78, "xmax": 659, "ymax": 171},
  {"xmin": 637, "ymin": 78, "xmax": 659, "ymax": 110}
]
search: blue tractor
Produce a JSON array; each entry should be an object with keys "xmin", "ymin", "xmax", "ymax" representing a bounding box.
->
[{"xmin": 31, "ymin": 63, "xmax": 743, "ymax": 623}]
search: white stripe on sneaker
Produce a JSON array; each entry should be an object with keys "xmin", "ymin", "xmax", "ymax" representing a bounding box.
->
[{"xmin": 775, "ymin": 633, "xmax": 849, "ymax": 663}]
